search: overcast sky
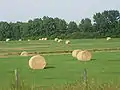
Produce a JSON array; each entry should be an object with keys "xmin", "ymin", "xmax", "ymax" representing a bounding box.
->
[{"xmin": 0, "ymin": 0, "xmax": 120, "ymax": 23}]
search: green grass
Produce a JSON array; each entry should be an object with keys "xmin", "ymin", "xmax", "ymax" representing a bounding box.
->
[
  {"xmin": 0, "ymin": 52, "xmax": 120, "ymax": 89},
  {"xmin": 0, "ymin": 38, "xmax": 120, "ymax": 89},
  {"xmin": 0, "ymin": 38, "xmax": 120, "ymax": 55}
]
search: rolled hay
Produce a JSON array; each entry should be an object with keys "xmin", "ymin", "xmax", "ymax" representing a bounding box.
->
[
  {"xmin": 72, "ymin": 49, "xmax": 81, "ymax": 58},
  {"xmin": 41, "ymin": 38, "xmax": 44, "ymax": 40},
  {"xmin": 19, "ymin": 39, "xmax": 22, "ymax": 41},
  {"xmin": 106, "ymin": 37, "xmax": 111, "ymax": 40},
  {"xmin": 39, "ymin": 38, "xmax": 42, "ymax": 40},
  {"xmin": 44, "ymin": 38, "xmax": 47, "ymax": 40},
  {"xmin": 54, "ymin": 38, "xmax": 58, "ymax": 41},
  {"xmin": 6, "ymin": 38, "xmax": 10, "ymax": 42},
  {"xmin": 65, "ymin": 40, "xmax": 70, "ymax": 44},
  {"xmin": 29, "ymin": 55, "xmax": 46, "ymax": 69},
  {"xmin": 28, "ymin": 39, "xmax": 30, "ymax": 41},
  {"xmin": 76, "ymin": 50, "xmax": 92, "ymax": 61},
  {"xmin": 20, "ymin": 51, "xmax": 28, "ymax": 56},
  {"xmin": 58, "ymin": 39, "xmax": 62, "ymax": 42}
]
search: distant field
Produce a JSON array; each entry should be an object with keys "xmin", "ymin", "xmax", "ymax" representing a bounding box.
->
[
  {"xmin": 0, "ymin": 38, "xmax": 120, "ymax": 56},
  {"xmin": 0, "ymin": 38, "xmax": 120, "ymax": 89}
]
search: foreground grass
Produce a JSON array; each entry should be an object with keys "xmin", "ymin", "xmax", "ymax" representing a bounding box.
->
[
  {"xmin": 8, "ymin": 79, "xmax": 120, "ymax": 90},
  {"xmin": 0, "ymin": 51, "xmax": 120, "ymax": 89}
]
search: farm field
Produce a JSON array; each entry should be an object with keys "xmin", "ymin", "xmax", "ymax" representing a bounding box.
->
[
  {"xmin": 0, "ymin": 38, "xmax": 120, "ymax": 89},
  {"xmin": 0, "ymin": 38, "xmax": 120, "ymax": 56}
]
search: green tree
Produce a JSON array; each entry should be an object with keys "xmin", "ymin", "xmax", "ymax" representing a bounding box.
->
[
  {"xmin": 0, "ymin": 22, "xmax": 11, "ymax": 40},
  {"xmin": 93, "ymin": 10, "xmax": 120, "ymax": 37},
  {"xmin": 67, "ymin": 21, "xmax": 78, "ymax": 33}
]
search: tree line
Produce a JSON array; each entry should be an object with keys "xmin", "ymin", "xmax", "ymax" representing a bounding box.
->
[{"xmin": 0, "ymin": 10, "xmax": 120, "ymax": 41}]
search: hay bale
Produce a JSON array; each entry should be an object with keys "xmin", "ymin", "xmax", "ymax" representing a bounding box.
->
[
  {"xmin": 6, "ymin": 38, "xmax": 10, "ymax": 42},
  {"xmin": 58, "ymin": 39, "xmax": 62, "ymax": 42},
  {"xmin": 72, "ymin": 49, "xmax": 81, "ymax": 58},
  {"xmin": 106, "ymin": 37, "xmax": 111, "ymax": 40},
  {"xmin": 41, "ymin": 38, "xmax": 44, "ymax": 40},
  {"xmin": 65, "ymin": 40, "xmax": 70, "ymax": 44},
  {"xmin": 20, "ymin": 51, "xmax": 28, "ymax": 56},
  {"xmin": 54, "ymin": 38, "xmax": 58, "ymax": 41},
  {"xmin": 39, "ymin": 38, "xmax": 42, "ymax": 40},
  {"xmin": 29, "ymin": 55, "xmax": 46, "ymax": 69},
  {"xmin": 19, "ymin": 39, "xmax": 22, "ymax": 41},
  {"xmin": 28, "ymin": 39, "xmax": 30, "ymax": 41},
  {"xmin": 44, "ymin": 38, "xmax": 47, "ymax": 40},
  {"xmin": 76, "ymin": 50, "xmax": 92, "ymax": 61}
]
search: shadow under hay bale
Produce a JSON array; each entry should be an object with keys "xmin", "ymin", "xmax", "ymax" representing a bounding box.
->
[
  {"xmin": 44, "ymin": 66, "xmax": 56, "ymax": 69},
  {"xmin": 90, "ymin": 59, "xmax": 96, "ymax": 61}
]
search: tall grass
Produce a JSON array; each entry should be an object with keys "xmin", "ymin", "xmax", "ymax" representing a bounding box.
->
[{"xmin": 7, "ymin": 78, "xmax": 120, "ymax": 90}]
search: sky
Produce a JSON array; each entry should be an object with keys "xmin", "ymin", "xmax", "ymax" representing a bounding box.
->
[{"xmin": 0, "ymin": 0, "xmax": 120, "ymax": 23}]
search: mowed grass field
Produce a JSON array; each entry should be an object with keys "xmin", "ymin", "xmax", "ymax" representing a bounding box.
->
[
  {"xmin": 0, "ymin": 38, "xmax": 120, "ymax": 55},
  {"xmin": 0, "ymin": 38, "xmax": 120, "ymax": 89}
]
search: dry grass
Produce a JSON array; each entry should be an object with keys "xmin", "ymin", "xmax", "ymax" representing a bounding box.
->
[{"xmin": 9, "ymin": 78, "xmax": 120, "ymax": 90}]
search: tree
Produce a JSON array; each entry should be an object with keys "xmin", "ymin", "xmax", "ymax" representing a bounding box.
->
[
  {"xmin": 93, "ymin": 10, "xmax": 120, "ymax": 37},
  {"xmin": 67, "ymin": 21, "xmax": 78, "ymax": 33},
  {"xmin": 0, "ymin": 22, "xmax": 11, "ymax": 40},
  {"xmin": 53, "ymin": 18, "xmax": 67, "ymax": 38},
  {"xmin": 79, "ymin": 18, "xmax": 92, "ymax": 32}
]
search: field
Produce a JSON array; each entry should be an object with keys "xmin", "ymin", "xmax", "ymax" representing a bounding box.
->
[{"xmin": 0, "ymin": 38, "xmax": 120, "ymax": 89}]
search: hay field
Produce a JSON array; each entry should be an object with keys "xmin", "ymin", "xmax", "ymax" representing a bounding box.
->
[
  {"xmin": 0, "ymin": 38, "xmax": 120, "ymax": 56},
  {"xmin": 0, "ymin": 38, "xmax": 120, "ymax": 89}
]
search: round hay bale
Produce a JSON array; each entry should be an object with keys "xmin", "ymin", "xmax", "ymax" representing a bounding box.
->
[
  {"xmin": 58, "ymin": 39, "xmax": 62, "ymax": 42},
  {"xmin": 72, "ymin": 49, "xmax": 81, "ymax": 58},
  {"xmin": 28, "ymin": 39, "xmax": 30, "ymax": 41},
  {"xmin": 42, "ymin": 38, "xmax": 44, "ymax": 40},
  {"xmin": 106, "ymin": 37, "xmax": 111, "ymax": 40},
  {"xmin": 76, "ymin": 50, "xmax": 92, "ymax": 61},
  {"xmin": 20, "ymin": 51, "xmax": 28, "ymax": 56},
  {"xmin": 54, "ymin": 38, "xmax": 58, "ymax": 41},
  {"xmin": 6, "ymin": 38, "xmax": 10, "ymax": 42},
  {"xmin": 19, "ymin": 39, "xmax": 22, "ymax": 41},
  {"xmin": 29, "ymin": 55, "xmax": 46, "ymax": 69},
  {"xmin": 44, "ymin": 38, "xmax": 47, "ymax": 40},
  {"xmin": 39, "ymin": 38, "xmax": 42, "ymax": 40},
  {"xmin": 65, "ymin": 40, "xmax": 70, "ymax": 44}
]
